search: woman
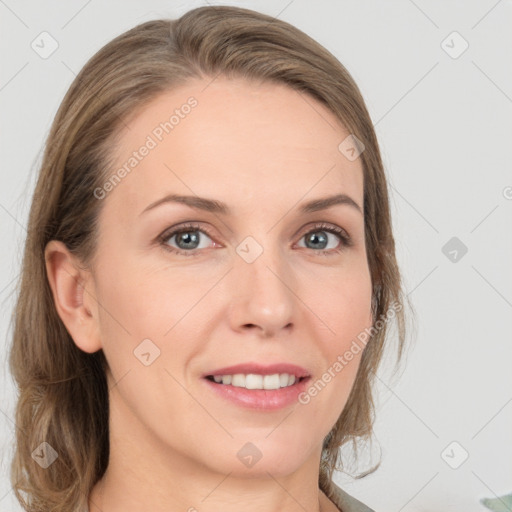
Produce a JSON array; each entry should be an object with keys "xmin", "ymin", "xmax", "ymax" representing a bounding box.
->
[{"xmin": 9, "ymin": 6, "xmax": 408, "ymax": 512}]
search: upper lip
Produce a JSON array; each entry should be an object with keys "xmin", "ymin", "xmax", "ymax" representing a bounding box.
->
[{"xmin": 204, "ymin": 363, "xmax": 310, "ymax": 379}]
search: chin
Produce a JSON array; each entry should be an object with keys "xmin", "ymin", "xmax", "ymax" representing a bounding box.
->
[{"xmin": 202, "ymin": 435, "xmax": 316, "ymax": 479}]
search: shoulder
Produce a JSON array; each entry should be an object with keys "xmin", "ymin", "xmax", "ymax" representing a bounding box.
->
[{"xmin": 328, "ymin": 481, "xmax": 376, "ymax": 512}]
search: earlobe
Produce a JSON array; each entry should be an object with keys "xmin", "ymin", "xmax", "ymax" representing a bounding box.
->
[{"xmin": 44, "ymin": 240, "xmax": 102, "ymax": 354}]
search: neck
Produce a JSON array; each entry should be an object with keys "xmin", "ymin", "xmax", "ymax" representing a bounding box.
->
[{"xmin": 89, "ymin": 476, "xmax": 331, "ymax": 512}]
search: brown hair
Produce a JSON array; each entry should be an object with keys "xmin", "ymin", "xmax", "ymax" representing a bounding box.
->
[{"xmin": 9, "ymin": 5, "xmax": 410, "ymax": 511}]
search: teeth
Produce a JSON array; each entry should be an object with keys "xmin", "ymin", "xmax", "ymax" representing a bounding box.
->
[
  {"xmin": 232, "ymin": 374, "xmax": 246, "ymax": 387},
  {"xmin": 211, "ymin": 373, "xmax": 300, "ymax": 390},
  {"xmin": 245, "ymin": 374, "xmax": 263, "ymax": 389},
  {"xmin": 263, "ymin": 374, "xmax": 280, "ymax": 390}
]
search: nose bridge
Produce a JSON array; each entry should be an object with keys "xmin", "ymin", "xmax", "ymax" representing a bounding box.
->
[{"xmin": 230, "ymin": 232, "xmax": 295, "ymax": 333}]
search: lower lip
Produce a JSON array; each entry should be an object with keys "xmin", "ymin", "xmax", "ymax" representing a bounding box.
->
[{"xmin": 203, "ymin": 377, "xmax": 310, "ymax": 411}]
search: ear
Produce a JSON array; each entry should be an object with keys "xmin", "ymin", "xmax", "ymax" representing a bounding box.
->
[{"xmin": 44, "ymin": 240, "xmax": 102, "ymax": 354}]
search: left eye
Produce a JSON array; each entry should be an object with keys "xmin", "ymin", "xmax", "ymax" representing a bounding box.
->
[{"xmin": 297, "ymin": 228, "xmax": 344, "ymax": 251}]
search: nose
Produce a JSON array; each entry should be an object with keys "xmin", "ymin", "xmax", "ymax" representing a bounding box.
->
[{"xmin": 228, "ymin": 240, "xmax": 296, "ymax": 338}]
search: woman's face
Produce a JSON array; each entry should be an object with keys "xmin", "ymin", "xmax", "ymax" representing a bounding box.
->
[{"xmin": 86, "ymin": 77, "xmax": 373, "ymax": 478}]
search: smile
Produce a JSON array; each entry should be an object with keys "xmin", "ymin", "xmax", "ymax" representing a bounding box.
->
[{"xmin": 206, "ymin": 373, "xmax": 306, "ymax": 390}]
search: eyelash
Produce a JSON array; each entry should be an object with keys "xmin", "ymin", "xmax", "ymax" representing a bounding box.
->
[{"xmin": 157, "ymin": 222, "xmax": 353, "ymax": 258}]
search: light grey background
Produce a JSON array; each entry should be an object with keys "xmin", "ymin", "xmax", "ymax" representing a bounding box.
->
[{"xmin": 1, "ymin": 1, "xmax": 511, "ymax": 511}]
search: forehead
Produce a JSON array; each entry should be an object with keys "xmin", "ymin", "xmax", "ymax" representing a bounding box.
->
[{"xmin": 106, "ymin": 76, "xmax": 364, "ymax": 213}]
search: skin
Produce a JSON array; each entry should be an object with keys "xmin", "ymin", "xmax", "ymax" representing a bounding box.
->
[{"xmin": 45, "ymin": 76, "xmax": 373, "ymax": 512}]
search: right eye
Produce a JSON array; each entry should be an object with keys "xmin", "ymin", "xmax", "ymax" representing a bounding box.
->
[{"xmin": 158, "ymin": 223, "xmax": 220, "ymax": 257}]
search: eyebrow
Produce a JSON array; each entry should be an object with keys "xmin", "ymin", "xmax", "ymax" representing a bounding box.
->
[{"xmin": 139, "ymin": 193, "xmax": 362, "ymax": 217}]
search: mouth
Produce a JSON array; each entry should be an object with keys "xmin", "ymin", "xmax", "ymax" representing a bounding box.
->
[
  {"xmin": 205, "ymin": 373, "xmax": 309, "ymax": 390},
  {"xmin": 202, "ymin": 363, "xmax": 311, "ymax": 410}
]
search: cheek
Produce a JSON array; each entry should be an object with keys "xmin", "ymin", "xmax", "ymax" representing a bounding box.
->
[
  {"xmin": 314, "ymin": 263, "xmax": 373, "ymax": 349},
  {"xmin": 91, "ymin": 258, "xmax": 167, "ymax": 374},
  {"xmin": 92, "ymin": 261, "xmax": 200, "ymax": 431},
  {"xmin": 94, "ymin": 255, "xmax": 187, "ymax": 337},
  {"xmin": 93, "ymin": 255, "xmax": 217, "ymax": 383},
  {"xmin": 299, "ymin": 263, "xmax": 372, "ymax": 419}
]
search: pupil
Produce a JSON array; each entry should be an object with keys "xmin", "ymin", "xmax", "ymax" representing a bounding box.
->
[
  {"xmin": 308, "ymin": 231, "xmax": 327, "ymax": 249},
  {"xmin": 178, "ymin": 231, "xmax": 199, "ymax": 249}
]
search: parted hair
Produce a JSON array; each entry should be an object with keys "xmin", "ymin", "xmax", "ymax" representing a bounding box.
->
[{"xmin": 9, "ymin": 5, "xmax": 409, "ymax": 511}]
